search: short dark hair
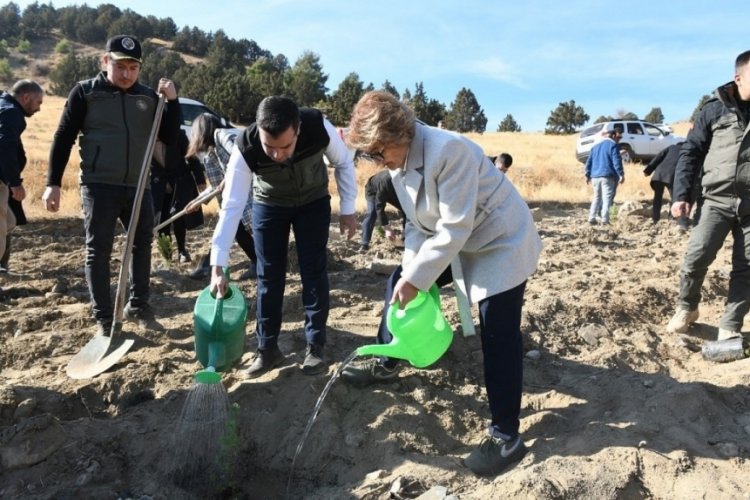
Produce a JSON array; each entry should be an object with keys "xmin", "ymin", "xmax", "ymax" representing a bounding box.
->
[
  {"xmin": 736, "ymin": 50, "xmax": 750, "ymax": 72},
  {"xmin": 256, "ymin": 96, "xmax": 300, "ymax": 137},
  {"xmin": 610, "ymin": 125, "xmax": 623, "ymax": 137},
  {"xmin": 498, "ymin": 153, "xmax": 513, "ymax": 168},
  {"xmin": 11, "ymin": 79, "xmax": 43, "ymax": 97}
]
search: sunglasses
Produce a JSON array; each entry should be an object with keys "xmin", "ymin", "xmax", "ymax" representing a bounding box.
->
[{"xmin": 356, "ymin": 148, "xmax": 385, "ymax": 163}]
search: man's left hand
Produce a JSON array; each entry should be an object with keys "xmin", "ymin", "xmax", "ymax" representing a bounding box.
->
[{"xmin": 339, "ymin": 213, "xmax": 357, "ymax": 240}]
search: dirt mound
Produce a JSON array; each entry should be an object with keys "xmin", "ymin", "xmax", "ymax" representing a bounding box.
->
[{"xmin": 0, "ymin": 208, "xmax": 748, "ymax": 499}]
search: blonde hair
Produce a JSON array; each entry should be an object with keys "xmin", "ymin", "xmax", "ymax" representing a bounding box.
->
[{"xmin": 347, "ymin": 90, "xmax": 415, "ymax": 152}]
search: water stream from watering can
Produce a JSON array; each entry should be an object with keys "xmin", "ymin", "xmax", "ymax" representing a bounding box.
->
[
  {"xmin": 168, "ymin": 377, "xmax": 230, "ymax": 493},
  {"xmin": 286, "ymin": 350, "xmax": 359, "ymax": 497}
]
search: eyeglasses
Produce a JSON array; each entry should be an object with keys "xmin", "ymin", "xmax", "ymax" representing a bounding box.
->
[{"xmin": 356, "ymin": 149, "xmax": 385, "ymax": 164}]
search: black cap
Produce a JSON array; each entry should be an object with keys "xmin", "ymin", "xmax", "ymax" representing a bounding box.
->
[{"xmin": 106, "ymin": 35, "xmax": 142, "ymax": 63}]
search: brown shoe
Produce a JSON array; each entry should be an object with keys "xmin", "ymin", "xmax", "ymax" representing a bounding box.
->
[{"xmin": 243, "ymin": 347, "xmax": 284, "ymax": 378}]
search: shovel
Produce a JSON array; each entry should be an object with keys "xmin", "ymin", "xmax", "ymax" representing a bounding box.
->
[
  {"xmin": 67, "ymin": 95, "xmax": 167, "ymax": 379},
  {"xmin": 152, "ymin": 185, "xmax": 221, "ymax": 234}
]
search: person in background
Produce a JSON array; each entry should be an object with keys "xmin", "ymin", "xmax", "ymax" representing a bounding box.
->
[
  {"xmin": 151, "ymin": 129, "xmax": 206, "ymax": 263},
  {"xmin": 0, "ymin": 80, "xmax": 44, "ymax": 274},
  {"xmin": 184, "ymin": 113, "xmax": 257, "ymax": 281},
  {"xmin": 209, "ymin": 96, "xmax": 357, "ymax": 377},
  {"xmin": 643, "ymin": 141, "xmax": 689, "ymax": 230},
  {"xmin": 667, "ymin": 49, "xmax": 750, "ymax": 341},
  {"xmin": 585, "ymin": 127, "xmax": 624, "ymax": 225},
  {"xmin": 358, "ymin": 169, "xmax": 404, "ymax": 253},
  {"xmin": 43, "ymin": 35, "xmax": 180, "ymax": 333},
  {"xmin": 489, "ymin": 152, "xmax": 513, "ymax": 173},
  {"xmin": 342, "ymin": 91, "xmax": 542, "ymax": 478}
]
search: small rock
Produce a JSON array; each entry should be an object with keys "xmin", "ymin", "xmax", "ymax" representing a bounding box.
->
[
  {"xmin": 45, "ymin": 292, "xmax": 63, "ymax": 299},
  {"xmin": 13, "ymin": 398, "xmax": 36, "ymax": 421},
  {"xmin": 364, "ymin": 469, "xmax": 387, "ymax": 482},
  {"xmin": 715, "ymin": 442, "xmax": 739, "ymax": 458},
  {"xmin": 530, "ymin": 207, "xmax": 543, "ymax": 222},
  {"xmin": 642, "ymin": 379, "xmax": 655, "ymax": 388},
  {"xmin": 417, "ymin": 485, "xmax": 449, "ymax": 499},
  {"xmin": 51, "ymin": 280, "xmax": 68, "ymax": 293},
  {"xmin": 579, "ymin": 323, "xmax": 609, "ymax": 346},
  {"xmin": 638, "ymin": 440, "xmax": 648, "ymax": 448},
  {"xmin": 525, "ymin": 349, "xmax": 541, "ymax": 360},
  {"xmin": 390, "ymin": 476, "xmax": 404, "ymax": 495}
]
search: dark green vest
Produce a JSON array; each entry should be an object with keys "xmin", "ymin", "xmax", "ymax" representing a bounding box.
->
[{"xmin": 236, "ymin": 109, "xmax": 331, "ymax": 207}]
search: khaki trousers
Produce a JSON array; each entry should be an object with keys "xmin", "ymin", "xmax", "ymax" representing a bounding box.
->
[{"xmin": 0, "ymin": 183, "xmax": 17, "ymax": 261}]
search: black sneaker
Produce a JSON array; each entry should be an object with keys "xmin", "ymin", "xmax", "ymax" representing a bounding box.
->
[
  {"xmin": 238, "ymin": 264, "xmax": 257, "ymax": 281},
  {"xmin": 358, "ymin": 244, "xmax": 369, "ymax": 254},
  {"xmin": 179, "ymin": 250, "xmax": 192, "ymax": 263},
  {"xmin": 301, "ymin": 344, "xmax": 326, "ymax": 375},
  {"xmin": 341, "ymin": 358, "xmax": 401, "ymax": 387},
  {"xmin": 189, "ymin": 254, "xmax": 210, "ymax": 280},
  {"xmin": 123, "ymin": 302, "xmax": 156, "ymax": 327},
  {"xmin": 96, "ymin": 320, "xmax": 113, "ymax": 336},
  {"xmin": 464, "ymin": 434, "xmax": 527, "ymax": 476},
  {"xmin": 243, "ymin": 347, "xmax": 284, "ymax": 379}
]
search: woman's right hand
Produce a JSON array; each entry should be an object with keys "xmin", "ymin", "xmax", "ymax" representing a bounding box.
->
[{"xmin": 209, "ymin": 266, "xmax": 228, "ymax": 298}]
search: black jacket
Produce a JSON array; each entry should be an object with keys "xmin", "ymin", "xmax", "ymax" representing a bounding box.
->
[
  {"xmin": 674, "ymin": 81, "xmax": 750, "ymax": 211},
  {"xmin": 0, "ymin": 92, "xmax": 26, "ymax": 187},
  {"xmin": 364, "ymin": 170, "xmax": 404, "ymax": 227},
  {"xmin": 644, "ymin": 142, "xmax": 684, "ymax": 188}
]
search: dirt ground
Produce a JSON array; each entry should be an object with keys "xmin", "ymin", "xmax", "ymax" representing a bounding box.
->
[{"xmin": 0, "ymin": 203, "xmax": 748, "ymax": 499}]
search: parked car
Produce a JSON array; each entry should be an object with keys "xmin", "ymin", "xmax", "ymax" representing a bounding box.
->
[
  {"xmin": 178, "ymin": 97, "xmax": 233, "ymax": 138},
  {"xmin": 575, "ymin": 120, "xmax": 684, "ymax": 164}
]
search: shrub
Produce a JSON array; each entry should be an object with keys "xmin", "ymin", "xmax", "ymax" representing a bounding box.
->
[
  {"xmin": 16, "ymin": 38, "xmax": 31, "ymax": 53},
  {"xmin": 55, "ymin": 38, "xmax": 71, "ymax": 54},
  {"xmin": 0, "ymin": 58, "xmax": 12, "ymax": 81},
  {"xmin": 0, "ymin": 39, "xmax": 8, "ymax": 58}
]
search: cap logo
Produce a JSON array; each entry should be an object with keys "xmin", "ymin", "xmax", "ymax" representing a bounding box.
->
[{"xmin": 121, "ymin": 37, "xmax": 136, "ymax": 50}]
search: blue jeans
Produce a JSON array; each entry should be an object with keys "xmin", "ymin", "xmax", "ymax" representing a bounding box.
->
[
  {"xmin": 589, "ymin": 176, "xmax": 618, "ymax": 223},
  {"xmin": 678, "ymin": 203, "xmax": 750, "ymax": 331},
  {"xmin": 360, "ymin": 195, "xmax": 377, "ymax": 247},
  {"xmin": 377, "ymin": 266, "xmax": 527, "ymax": 438},
  {"xmin": 252, "ymin": 196, "xmax": 331, "ymax": 350},
  {"xmin": 80, "ymin": 183, "xmax": 154, "ymax": 323}
]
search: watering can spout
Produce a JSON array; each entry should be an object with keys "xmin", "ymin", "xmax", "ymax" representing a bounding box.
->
[{"xmin": 356, "ymin": 340, "xmax": 404, "ymax": 360}]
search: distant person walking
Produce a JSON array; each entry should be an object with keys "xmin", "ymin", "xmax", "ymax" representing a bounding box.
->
[
  {"xmin": 585, "ymin": 128, "xmax": 624, "ymax": 225},
  {"xmin": 0, "ymin": 80, "xmax": 43, "ymax": 274},
  {"xmin": 643, "ymin": 141, "xmax": 689, "ymax": 229},
  {"xmin": 43, "ymin": 35, "xmax": 181, "ymax": 333},
  {"xmin": 667, "ymin": 49, "xmax": 750, "ymax": 341},
  {"xmin": 359, "ymin": 169, "xmax": 404, "ymax": 253}
]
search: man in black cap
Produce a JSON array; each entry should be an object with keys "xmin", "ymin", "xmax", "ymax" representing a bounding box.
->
[{"xmin": 43, "ymin": 35, "xmax": 181, "ymax": 335}]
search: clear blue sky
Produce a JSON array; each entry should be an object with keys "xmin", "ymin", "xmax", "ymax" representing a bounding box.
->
[{"xmin": 12, "ymin": 0, "xmax": 750, "ymax": 131}]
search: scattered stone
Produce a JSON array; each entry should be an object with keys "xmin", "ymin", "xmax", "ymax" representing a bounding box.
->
[
  {"xmin": 715, "ymin": 442, "xmax": 740, "ymax": 458},
  {"xmin": 525, "ymin": 349, "xmax": 541, "ymax": 360},
  {"xmin": 642, "ymin": 379, "xmax": 655, "ymax": 388},
  {"xmin": 13, "ymin": 398, "xmax": 36, "ymax": 421},
  {"xmin": 368, "ymin": 259, "xmax": 399, "ymax": 275},
  {"xmin": 390, "ymin": 476, "xmax": 405, "ymax": 496},
  {"xmin": 364, "ymin": 469, "xmax": 387, "ymax": 482},
  {"xmin": 0, "ymin": 414, "xmax": 67, "ymax": 469},
  {"xmin": 579, "ymin": 323, "xmax": 609, "ymax": 346},
  {"xmin": 45, "ymin": 291, "xmax": 63, "ymax": 299},
  {"xmin": 637, "ymin": 440, "xmax": 647, "ymax": 448},
  {"xmin": 417, "ymin": 485, "xmax": 449, "ymax": 499}
]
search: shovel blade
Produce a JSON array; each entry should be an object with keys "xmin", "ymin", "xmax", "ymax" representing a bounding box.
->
[{"xmin": 66, "ymin": 336, "xmax": 135, "ymax": 379}]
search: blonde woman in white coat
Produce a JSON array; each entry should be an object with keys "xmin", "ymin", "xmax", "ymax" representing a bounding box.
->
[{"xmin": 343, "ymin": 91, "xmax": 542, "ymax": 477}]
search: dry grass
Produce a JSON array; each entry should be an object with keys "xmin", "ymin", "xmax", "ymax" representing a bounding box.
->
[{"xmin": 24, "ymin": 95, "xmax": 691, "ymax": 218}]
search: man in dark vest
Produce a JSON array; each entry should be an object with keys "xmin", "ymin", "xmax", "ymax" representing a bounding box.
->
[
  {"xmin": 44, "ymin": 35, "xmax": 180, "ymax": 334},
  {"xmin": 209, "ymin": 96, "xmax": 357, "ymax": 377}
]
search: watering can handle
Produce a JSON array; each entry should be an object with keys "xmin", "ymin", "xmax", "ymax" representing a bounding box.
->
[{"xmin": 209, "ymin": 267, "xmax": 231, "ymax": 336}]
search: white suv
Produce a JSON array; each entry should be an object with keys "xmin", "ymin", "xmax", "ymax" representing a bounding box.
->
[
  {"xmin": 178, "ymin": 97, "xmax": 233, "ymax": 138},
  {"xmin": 575, "ymin": 120, "xmax": 684, "ymax": 163}
]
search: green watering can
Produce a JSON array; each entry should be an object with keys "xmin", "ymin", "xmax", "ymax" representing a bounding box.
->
[
  {"xmin": 193, "ymin": 273, "xmax": 248, "ymax": 383},
  {"xmin": 356, "ymin": 284, "xmax": 453, "ymax": 368}
]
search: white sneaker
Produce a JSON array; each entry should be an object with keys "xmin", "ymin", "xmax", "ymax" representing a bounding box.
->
[
  {"xmin": 666, "ymin": 308, "xmax": 699, "ymax": 333},
  {"xmin": 717, "ymin": 328, "xmax": 741, "ymax": 341}
]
